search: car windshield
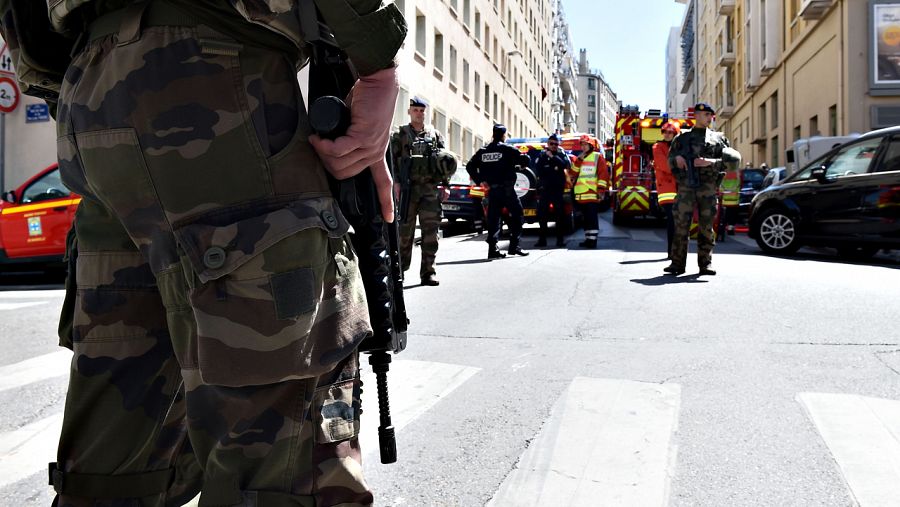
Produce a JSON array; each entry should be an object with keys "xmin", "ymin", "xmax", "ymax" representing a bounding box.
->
[
  {"xmin": 22, "ymin": 168, "xmax": 66, "ymax": 203},
  {"xmin": 449, "ymin": 167, "xmax": 473, "ymax": 185},
  {"xmin": 742, "ymin": 170, "xmax": 765, "ymax": 190}
]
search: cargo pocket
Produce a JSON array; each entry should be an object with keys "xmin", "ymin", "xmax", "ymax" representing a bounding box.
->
[
  {"xmin": 173, "ymin": 196, "xmax": 369, "ymax": 387},
  {"xmin": 57, "ymin": 225, "xmax": 77, "ymax": 350},
  {"xmin": 314, "ymin": 378, "xmax": 361, "ymax": 444}
]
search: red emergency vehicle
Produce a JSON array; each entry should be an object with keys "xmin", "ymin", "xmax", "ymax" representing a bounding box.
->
[{"xmin": 0, "ymin": 163, "xmax": 79, "ymax": 268}]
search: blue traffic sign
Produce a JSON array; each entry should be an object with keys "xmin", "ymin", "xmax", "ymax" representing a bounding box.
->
[{"xmin": 25, "ymin": 103, "xmax": 49, "ymax": 123}]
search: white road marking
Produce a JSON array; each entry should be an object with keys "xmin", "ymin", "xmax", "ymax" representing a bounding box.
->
[
  {"xmin": 360, "ymin": 360, "xmax": 480, "ymax": 457},
  {"xmin": 0, "ymin": 412, "xmax": 63, "ymax": 490},
  {"xmin": 487, "ymin": 377, "xmax": 681, "ymax": 507},
  {"xmin": 0, "ymin": 291, "xmax": 65, "ymax": 299},
  {"xmin": 0, "ymin": 350, "xmax": 71, "ymax": 393},
  {"xmin": 798, "ymin": 393, "xmax": 900, "ymax": 507}
]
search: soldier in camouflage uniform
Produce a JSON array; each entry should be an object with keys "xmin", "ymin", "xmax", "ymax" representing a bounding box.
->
[
  {"xmin": 390, "ymin": 97, "xmax": 452, "ymax": 286},
  {"xmin": 666, "ymin": 103, "xmax": 741, "ymax": 276},
  {"xmin": 0, "ymin": 0, "xmax": 406, "ymax": 505}
]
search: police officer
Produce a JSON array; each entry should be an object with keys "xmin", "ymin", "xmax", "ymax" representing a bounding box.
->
[
  {"xmin": 391, "ymin": 96, "xmax": 453, "ymax": 286},
  {"xmin": 535, "ymin": 133, "xmax": 571, "ymax": 248},
  {"xmin": 666, "ymin": 103, "xmax": 742, "ymax": 276},
  {"xmin": 0, "ymin": 1, "xmax": 406, "ymax": 505},
  {"xmin": 467, "ymin": 124, "xmax": 530, "ymax": 259}
]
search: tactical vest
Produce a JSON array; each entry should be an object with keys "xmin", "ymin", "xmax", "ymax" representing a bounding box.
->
[{"xmin": 401, "ymin": 125, "xmax": 440, "ymax": 184}]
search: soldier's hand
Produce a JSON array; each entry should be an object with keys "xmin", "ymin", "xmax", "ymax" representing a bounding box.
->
[
  {"xmin": 309, "ymin": 67, "xmax": 399, "ymax": 222},
  {"xmin": 440, "ymin": 187, "xmax": 450, "ymax": 202},
  {"xmin": 675, "ymin": 155, "xmax": 688, "ymax": 170},
  {"xmin": 693, "ymin": 157, "xmax": 713, "ymax": 168}
]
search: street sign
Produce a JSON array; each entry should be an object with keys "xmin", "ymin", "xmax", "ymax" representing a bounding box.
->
[
  {"xmin": 0, "ymin": 76, "xmax": 19, "ymax": 113},
  {"xmin": 0, "ymin": 43, "xmax": 13, "ymax": 76},
  {"xmin": 25, "ymin": 103, "xmax": 49, "ymax": 122}
]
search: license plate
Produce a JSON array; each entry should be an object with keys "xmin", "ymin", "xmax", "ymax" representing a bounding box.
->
[
  {"xmin": 442, "ymin": 204, "xmax": 460, "ymax": 211},
  {"xmin": 524, "ymin": 209, "xmax": 537, "ymax": 217}
]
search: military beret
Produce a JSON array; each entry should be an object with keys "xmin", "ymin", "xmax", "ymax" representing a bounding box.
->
[
  {"xmin": 410, "ymin": 96, "xmax": 429, "ymax": 107},
  {"xmin": 694, "ymin": 102, "xmax": 716, "ymax": 114}
]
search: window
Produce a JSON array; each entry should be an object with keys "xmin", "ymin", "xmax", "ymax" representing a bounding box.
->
[
  {"xmin": 395, "ymin": 0, "xmax": 405, "ymax": 16},
  {"xmin": 758, "ymin": 103, "xmax": 767, "ymax": 137},
  {"xmin": 829, "ymin": 105, "xmax": 838, "ymax": 136},
  {"xmin": 22, "ymin": 168, "xmax": 66, "ymax": 203},
  {"xmin": 823, "ymin": 137, "xmax": 883, "ymax": 178},
  {"xmin": 449, "ymin": 45, "xmax": 457, "ymax": 84},
  {"xmin": 450, "ymin": 120, "xmax": 462, "ymax": 155},
  {"xmin": 587, "ymin": 94, "xmax": 596, "ymax": 107},
  {"xmin": 434, "ymin": 32, "xmax": 444, "ymax": 72},
  {"xmin": 463, "ymin": 0, "xmax": 471, "ymax": 27},
  {"xmin": 493, "ymin": 92, "xmax": 498, "ymax": 120},
  {"xmin": 474, "ymin": 72, "xmax": 481, "ymax": 104},
  {"xmin": 415, "ymin": 14, "xmax": 427, "ymax": 56},
  {"xmin": 588, "ymin": 111, "xmax": 596, "ymax": 124},
  {"xmin": 771, "ymin": 92, "xmax": 779, "ymax": 128},
  {"xmin": 794, "ymin": 125, "xmax": 802, "ymax": 141},
  {"xmin": 589, "ymin": 127, "xmax": 596, "ymax": 135},
  {"xmin": 449, "ymin": 0, "xmax": 457, "ymax": 13},
  {"xmin": 462, "ymin": 59, "xmax": 470, "ymax": 96},
  {"xmin": 810, "ymin": 115, "xmax": 819, "ymax": 136},
  {"xmin": 393, "ymin": 87, "xmax": 409, "ymax": 126},
  {"xmin": 588, "ymin": 78, "xmax": 596, "ymax": 90},
  {"xmin": 434, "ymin": 110, "xmax": 447, "ymax": 137},
  {"xmin": 474, "ymin": 10, "xmax": 481, "ymax": 40},
  {"xmin": 771, "ymin": 136, "xmax": 779, "ymax": 167},
  {"xmin": 463, "ymin": 129, "xmax": 473, "ymax": 159}
]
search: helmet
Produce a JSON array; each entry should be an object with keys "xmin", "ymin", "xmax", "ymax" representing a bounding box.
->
[
  {"xmin": 661, "ymin": 120, "xmax": 681, "ymax": 135},
  {"xmin": 579, "ymin": 134, "xmax": 592, "ymax": 145},
  {"xmin": 435, "ymin": 150, "xmax": 458, "ymax": 178},
  {"xmin": 722, "ymin": 147, "xmax": 742, "ymax": 171}
]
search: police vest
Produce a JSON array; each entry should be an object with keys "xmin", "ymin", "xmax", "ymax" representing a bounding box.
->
[
  {"xmin": 721, "ymin": 170, "xmax": 741, "ymax": 207},
  {"xmin": 573, "ymin": 152, "xmax": 607, "ymax": 203}
]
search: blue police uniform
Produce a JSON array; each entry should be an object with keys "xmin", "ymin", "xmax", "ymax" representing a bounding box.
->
[{"xmin": 466, "ymin": 125, "xmax": 530, "ymax": 258}]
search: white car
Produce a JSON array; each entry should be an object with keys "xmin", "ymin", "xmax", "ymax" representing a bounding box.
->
[{"xmin": 761, "ymin": 167, "xmax": 788, "ymax": 189}]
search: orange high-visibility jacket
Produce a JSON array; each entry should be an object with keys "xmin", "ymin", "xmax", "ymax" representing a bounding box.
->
[
  {"xmin": 572, "ymin": 151, "xmax": 609, "ymax": 203},
  {"xmin": 652, "ymin": 141, "xmax": 677, "ymax": 206}
]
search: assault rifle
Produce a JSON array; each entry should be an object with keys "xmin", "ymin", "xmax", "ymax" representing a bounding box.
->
[{"xmin": 303, "ymin": 6, "xmax": 408, "ymax": 465}]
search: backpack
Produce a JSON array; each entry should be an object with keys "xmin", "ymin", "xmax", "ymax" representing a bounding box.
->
[{"xmin": 0, "ymin": 0, "xmax": 75, "ymax": 114}]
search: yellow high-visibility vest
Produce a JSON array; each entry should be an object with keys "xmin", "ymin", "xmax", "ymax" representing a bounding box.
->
[
  {"xmin": 721, "ymin": 170, "xmax": 740, "ymax": 207},
  {"xmin": 574, "ymin": 152, "xmax": 607, "ymax": 203}
]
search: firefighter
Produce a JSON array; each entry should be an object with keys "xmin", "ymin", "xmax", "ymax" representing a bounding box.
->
[
  {"xmin": 652, "ymin": 121, "xmax": 681, "ymax": 258},
  {"xmin": 666, "ymin": 103, "xmax": 742, "ymax": 275},
  {"xmin": 535, "ymin": 133, "xmax": 571, "ymax": 247},
  {"xmin": 571, "ymin": 134, "xmax": 609, "ymax": 249},
  {"xmin": 391, "ymin": 96, "xmax": 452, "ymax": 286},
  {"xmin": 720, "ymin": 161, "xmax": 741, "ymax": 235},
  {"xmin": 466, "ymin": 124, "xmax": 530, "ymax": 259}
]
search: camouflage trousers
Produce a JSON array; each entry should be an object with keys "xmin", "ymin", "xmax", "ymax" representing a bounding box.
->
[
  {"xmin": 51, "ymin": 9, "xmax": 374, "ymax": 507},
  {"xmin": 671, "ymin": 176, "xmax": 718, "ymax": 269},
  {"xmin": 399, "ymin": 183, "xmax": 441, "ymax": 279}
]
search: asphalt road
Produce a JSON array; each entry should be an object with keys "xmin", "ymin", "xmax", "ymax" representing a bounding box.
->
[{"xmin": 1, "ymin": 212, "xmax": 899, "ymax": 506}]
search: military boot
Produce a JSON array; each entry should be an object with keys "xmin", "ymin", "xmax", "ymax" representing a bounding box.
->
[
  {"xmin": 699, "ymin": 264, "xmax": 717, "ymax": 276},
  {"xmin": 663, "ymin": 264, "xmax": 685, "ymax": 275},
  {"xmin": 508, "ymin": 244, "xmax": 530, "ymax": 256},
  {"xmin": 421, "ymin": 274, "xmax": 440, "ymax": 286}
]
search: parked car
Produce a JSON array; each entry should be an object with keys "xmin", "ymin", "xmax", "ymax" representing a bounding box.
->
[
  {"xmin": 737, "ymin": 168, "xmax": 767, "ymax": 222},
  {"xmin": 440, "ymin": 167, "xmax": 485, "ymax": 231},
  {"xmin": 1, "ymin": 163, "xmax": 78, "ymax": 268},
  {"xmin": 761, "ymin": 166, "xmax": 788, "ymax": 189},
  {"xmin": 748, "ymin": 126, "xmax": 900, "ymax": 258}
]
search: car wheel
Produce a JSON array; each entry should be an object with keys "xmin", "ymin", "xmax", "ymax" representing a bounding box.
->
[
  {"xmin": 753, "ymin": 209, "xmax": 800, "ymax": 255},
  {"xmin": 836, "ymin": 245, "xmax": 879, "ymax": 260}
]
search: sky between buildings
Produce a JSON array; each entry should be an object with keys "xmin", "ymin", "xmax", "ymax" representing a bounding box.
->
[{"xmin": 562, "ymin": 0, "xmax": 687, "ymax": 110}]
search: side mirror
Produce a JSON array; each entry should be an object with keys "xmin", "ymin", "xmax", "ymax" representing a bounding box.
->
[
  {"xmin": 2, "ymin": 190, "xmax": 16, "ymax": 203},
  {"xmin": 811, "ymin": 166, "xmax": 828, "ymax": 183}
]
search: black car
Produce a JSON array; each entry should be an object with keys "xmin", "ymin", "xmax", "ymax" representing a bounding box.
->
[
  {"xmin": 748, "ymin": 126, "xmax": 900, "ymax": 258},
  {"xmin": 737, "ymin": 168, "xmax": 767, "ymax": 221},
  {"xmin": 440, "ymin": 168, "xmax": 485, "ymax": 231}
]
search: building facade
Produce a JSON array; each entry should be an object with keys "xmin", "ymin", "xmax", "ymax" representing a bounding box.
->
[
  {"xmin": 391, "ymin": 0, "xmax": 557, "ymax": 161},
  {"xmin": 575, "ymin": 49, "xmax": 618, "ymax": 143},
  {"xmin": 674, "ymin": 0, "xmax": 900, "ymax": 169},
  {"xmin": 550, "ymin": 0, "xmax": 578, "ymax": 133}
]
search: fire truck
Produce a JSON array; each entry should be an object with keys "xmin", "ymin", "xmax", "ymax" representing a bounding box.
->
[{"xmin": 610, "ymin": 106, "xmax": 695, "ymax": 225}]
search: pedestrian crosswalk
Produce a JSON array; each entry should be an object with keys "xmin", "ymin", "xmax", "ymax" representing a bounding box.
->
[{"xmin": 1, "ymin": 350, "xmax": 899, "ymax": 506}]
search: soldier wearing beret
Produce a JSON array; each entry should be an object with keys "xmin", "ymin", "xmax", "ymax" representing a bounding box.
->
[
  {"xmin": 666, "ymin": 103, "xmax": 742, "ymax": 275},
  {"xmin": 391, "ymin": 96, "xmax": 454, "ymax": 286}
]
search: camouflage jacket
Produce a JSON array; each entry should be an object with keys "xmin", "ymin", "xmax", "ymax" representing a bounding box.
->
[
  {"xmin": 390, "ymin": 124, "xmax": 447, "ymax": 186},
  {"xmin": 46, "ymin": 0, "xmax": 404, "ymax": 76},
  {"xmin": 668, "ymin": 127, "xmax": 738, "ymax": 178}
]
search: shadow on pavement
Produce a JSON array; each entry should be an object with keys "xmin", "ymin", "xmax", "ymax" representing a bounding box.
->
[
  {"xmin": 0, "ymin": 269, "xmax": 66, "ymax": 290},
  {"xmin": 631, "ymin": 274, "xmax": 709, "ymax": 286},
  {"xmin": 620, "ymin": 257, "xmax": 670, "ymax": 265},
  {"xmin": 436, "ymin": 259, "xmax": 493, "ymax": 266}
]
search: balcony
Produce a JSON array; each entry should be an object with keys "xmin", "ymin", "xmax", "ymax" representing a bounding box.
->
[
  {"xmin": 799, "ymin": 0, "xmax": 833, "ymax": 20},
  {"xmin": 718, "ymin": 104, "xmax": 735, "ymax": 118},
  {"xmin": 718, "ymin": 0, "xmax": 735, "ymax": 15},
  {"xmin": 718, "ymin": 49, "xmax": 735, "ymax": 67}
]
